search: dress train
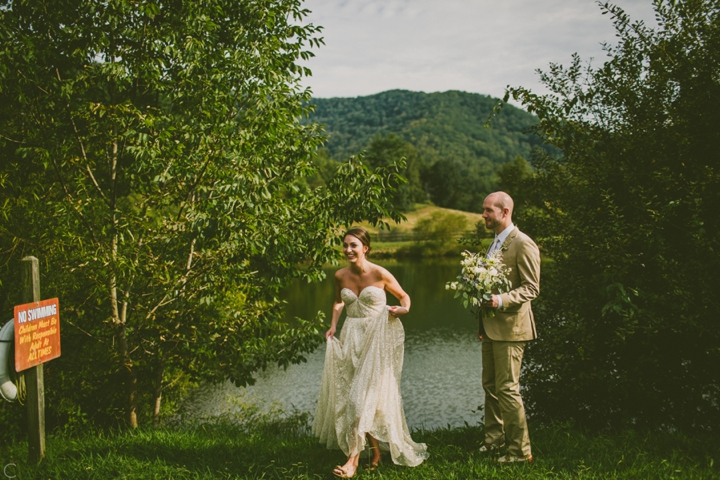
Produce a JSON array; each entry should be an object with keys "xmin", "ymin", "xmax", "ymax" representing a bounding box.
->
[{"xmin": 312, "ymin": 286, "xmax": 428, "ymax": 466}]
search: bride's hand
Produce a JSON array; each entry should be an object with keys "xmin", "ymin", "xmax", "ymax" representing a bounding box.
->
[
  {"xmin": 325, "ymin": 326, "xmax": 336, "ymax": 339},
  {"xmin": 387, "ymin": 306, "xmax": 408, "ymax": 318}
]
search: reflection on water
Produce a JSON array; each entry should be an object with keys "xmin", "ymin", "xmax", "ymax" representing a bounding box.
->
[{"xmin": 185, "ymin": 258, "xmax": 486, "ymax": 430}]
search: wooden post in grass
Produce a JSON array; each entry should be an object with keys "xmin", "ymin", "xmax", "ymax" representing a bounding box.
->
[{"xmin": 21, "ymin": 256, "xmax": 45, "ymax": 462}]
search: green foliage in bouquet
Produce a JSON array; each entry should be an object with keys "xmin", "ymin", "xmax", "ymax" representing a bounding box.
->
[{"xmin": 446, "ymin": 250, "xmax": 512, "ymax": 318}]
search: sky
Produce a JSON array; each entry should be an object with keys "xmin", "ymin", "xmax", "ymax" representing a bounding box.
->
[{"xmin": 298, "ymin": 0, "xmax": 659, "ymax": 99}]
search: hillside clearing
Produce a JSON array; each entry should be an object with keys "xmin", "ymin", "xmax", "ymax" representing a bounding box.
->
[{"xmin": 361, "ymin": 203, "xmax": 484, "ymax": 236}]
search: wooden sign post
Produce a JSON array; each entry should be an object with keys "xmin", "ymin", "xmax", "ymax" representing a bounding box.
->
[{"xmin": 20, "ymin": 256, "xmax": 45, "ymax": 463}]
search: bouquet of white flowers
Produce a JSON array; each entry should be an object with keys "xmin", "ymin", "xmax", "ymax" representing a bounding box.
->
[{"xmin": 446, "ymin": 249, "xmax": 512, "ymax": 318}]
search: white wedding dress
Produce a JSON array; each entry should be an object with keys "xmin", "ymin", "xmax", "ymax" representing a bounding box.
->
[{"xmin": 312, "ymin": 286, "xmax": 428, "ymax": 466}]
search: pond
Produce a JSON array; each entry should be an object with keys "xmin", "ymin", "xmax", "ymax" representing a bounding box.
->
[{"xmin": 184, "ymin": 257, "xmax": 487, "ymax": 431}]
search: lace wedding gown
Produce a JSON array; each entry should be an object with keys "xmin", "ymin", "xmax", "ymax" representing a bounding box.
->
[{"xmin": 312, "ymin": 286, "xmax": 428, "ymax": 466}]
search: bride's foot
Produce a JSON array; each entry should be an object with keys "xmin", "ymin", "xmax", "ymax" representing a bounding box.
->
[
  {"xmin": 333, "ymin": 464, "xmax": 356, "ymax": 478},
  {"xmin": 367, "ymin": 441, "xmax": 381, "ymax": 471}
]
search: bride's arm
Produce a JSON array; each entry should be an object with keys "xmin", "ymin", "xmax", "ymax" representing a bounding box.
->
[
  {"xmin": 382, "ymin": 268, "xmax": 411, "ymax": 317},
  {"xmin": 326, "ymin": 272, "xmax": 345, "ymax": 339}
]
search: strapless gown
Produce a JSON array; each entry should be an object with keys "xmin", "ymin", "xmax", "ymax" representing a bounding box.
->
[{"xmin": 312, "ymin": 286, "xmax": 428, "ymax": 466}]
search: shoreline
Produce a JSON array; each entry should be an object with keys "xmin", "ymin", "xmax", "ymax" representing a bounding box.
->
[{"xmin": 371, "ymin": 239, "xmax": 490, "ymax": 259}]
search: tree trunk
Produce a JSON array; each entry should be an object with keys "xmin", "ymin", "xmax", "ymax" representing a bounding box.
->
[
  {"xmin": 109, "ymin": 130, "xmax": 138, "ymax": 427},
  {"xmin": 115, "ymin": 322, "xmax": 138, "ymax": 429},
  {"xmin": 152, "ymin": 361, "xmax": 164, "ymax": 428},
  {"xmin": 111, "ymin": 272, "xmax": 137, "ymax": 428}
]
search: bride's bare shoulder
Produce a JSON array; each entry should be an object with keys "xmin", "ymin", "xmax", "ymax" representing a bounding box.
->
[
  {"xmin": 368, "ymin": 263, "xmax": 392, "ymax": 282},
  {"xmin": 334, "ymin": 267, "xmax": 350, "ymax": 281}
]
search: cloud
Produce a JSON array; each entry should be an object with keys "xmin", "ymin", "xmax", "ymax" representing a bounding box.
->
[{"xmin": 299, "ymin": 0, "xmax": 657, "ymax": 99}]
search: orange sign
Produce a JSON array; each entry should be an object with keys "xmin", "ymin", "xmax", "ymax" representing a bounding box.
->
[{"xmin": 14, "ymin": 298, "xmax": 61, "ymax": 372}]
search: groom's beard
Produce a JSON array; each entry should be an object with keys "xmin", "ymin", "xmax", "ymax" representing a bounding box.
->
[{"xmin": 484, "ymin": 219, "xmax": 500, "ymax": 231}]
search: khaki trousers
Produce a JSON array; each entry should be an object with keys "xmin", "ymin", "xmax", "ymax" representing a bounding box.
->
[{"xmin": 481, "ymin": 337, "xmax": 531, "ymax": 457}]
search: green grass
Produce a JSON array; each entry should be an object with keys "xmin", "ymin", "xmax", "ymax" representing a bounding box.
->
[
  {"xmin": 372, "ymin": 240, "xmax": 414, "ymax": 251},
  {"xmin": 363, "ymin": 204, "xmax": 484, "ymax": 234},
  {"xmin": 4, "ymin": 419, "xmax": 718, "ymax": 479},
  {"xmin": 352, "ymin": 204, "xmax": 493, "ymax": 259}
]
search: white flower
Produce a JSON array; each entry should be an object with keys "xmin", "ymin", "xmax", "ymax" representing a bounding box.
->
[{"xmin": 449, "ymin": 250, "xmax": 510, "ymax": 317}]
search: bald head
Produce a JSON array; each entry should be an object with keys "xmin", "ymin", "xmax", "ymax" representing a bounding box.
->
[
  {"xmin": 487, "ymin": 192, "xmax": 514, "ymax": 216},
  {"xmin": 482, "ymin": 191, "xmax": 514, "ymax": 234}
]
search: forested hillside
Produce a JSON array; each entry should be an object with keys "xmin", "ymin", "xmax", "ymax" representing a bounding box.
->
[{"xmin": 308, "ymin": 90, "xmax": 541, "ymax": 212}]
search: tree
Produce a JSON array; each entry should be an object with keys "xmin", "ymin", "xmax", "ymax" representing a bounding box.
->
[
  {"xmin": 309, "ymin": 90, "xmax": 544, "ymax": 213},
  {"xmin": 413, "ymin": 211, "xmax": 468, "ymax": 244},
  {"xmin": 363, "ymin": 134, "xmax": 425, "ymax": 211},
  {"xmin": 305, "ymin": 148, "xmax": 339, "ymax": 189},
  {"xmin": 495, "ymin": 0, "xmax": 720, "ymax": 430},
  {"xmin": 0, "ymin": 0, "xmax": 403, "ymax": 429},
  {"xmin": 423, "ymin": 158, "xmax": 485, "ymax": 212}
]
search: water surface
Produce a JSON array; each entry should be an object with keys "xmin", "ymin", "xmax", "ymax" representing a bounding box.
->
[{"xmin": 186, "ymin": 258, "xmax": 486, "ymax": 430}]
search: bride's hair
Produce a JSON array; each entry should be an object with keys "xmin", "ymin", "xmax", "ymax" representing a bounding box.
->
[{"xmin": 344, "ymin": 227, "xmax": 372, "ymax": 257}]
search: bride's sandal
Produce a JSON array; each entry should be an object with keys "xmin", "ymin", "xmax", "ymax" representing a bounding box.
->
[
  {"xmin": 333, "ymin": 465, "xmax": 356, "ymax": 478},
  {"xmin": 367, "ymin": 458, "xmax": 381, "ymax": 471}
]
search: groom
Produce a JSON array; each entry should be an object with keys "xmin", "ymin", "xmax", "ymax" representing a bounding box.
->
[{"xmin": 478, "ymin": 191, "xmax": 540, "ymax": 464}]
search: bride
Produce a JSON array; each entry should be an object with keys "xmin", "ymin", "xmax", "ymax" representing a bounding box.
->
[{"xmin": 312, "ymin": 227, "xmax": 428, "ymax": 478}]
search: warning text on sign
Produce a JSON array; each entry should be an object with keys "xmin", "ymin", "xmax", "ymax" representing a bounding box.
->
[{"xmin": 14, "ymin": 298, "xmax": 61, "ymax": 371}]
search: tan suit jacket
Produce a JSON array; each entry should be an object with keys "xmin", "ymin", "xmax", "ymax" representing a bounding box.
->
[{"xmin": 482, "ymin": 228, "xmax": 540, "ymax": 342}]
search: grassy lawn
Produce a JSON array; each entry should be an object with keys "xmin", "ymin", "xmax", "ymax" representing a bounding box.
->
[
  {"xmin": 360, "ymin": 204, "xmax": 484, "ymax": 240},
  {"xmin": 5, "ymin": 420, "xmax": 717, "ymax": 479},
  {"xmin": 372, "ymin": 240, "xmax": 414, "ymax": 250},
  {"xmin": 363, "ymin": 204, "xmax": 484, "ymax": 234}
]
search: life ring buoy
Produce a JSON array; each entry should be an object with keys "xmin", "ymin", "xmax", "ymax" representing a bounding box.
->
[{"xmin": 0, "ymin": 319, "xmax": 17, "ymax": 402}]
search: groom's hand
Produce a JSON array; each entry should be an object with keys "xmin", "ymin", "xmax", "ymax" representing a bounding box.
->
[{"xmin": 481, "ymin": 294, "xmax": 500, "ymax": 309}]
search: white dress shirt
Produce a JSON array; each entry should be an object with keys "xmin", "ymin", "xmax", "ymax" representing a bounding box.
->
[{"xmin": 488, "ymin": 223, "xmax": 514, "ymax": 309}]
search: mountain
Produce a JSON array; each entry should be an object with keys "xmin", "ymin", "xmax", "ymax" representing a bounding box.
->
[
  {"xmin": 308, "ymin": 90, "xmax": 541, "ymax": 212},
  {"xmin": 311, "ymin": 89, "xmax": 539, "ymax": 164}
]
